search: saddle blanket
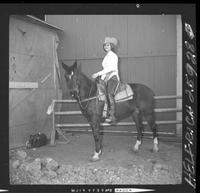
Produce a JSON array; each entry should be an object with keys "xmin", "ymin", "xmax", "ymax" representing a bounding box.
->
[{"xmin": 98, "ymin": 83, "xmax": 134, "ymax": 103}]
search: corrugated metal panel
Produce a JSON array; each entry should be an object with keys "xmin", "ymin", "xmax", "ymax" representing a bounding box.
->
[
  {"xmin": 127, "ymin": 15, "xmax": 176, "ymax": 57},
  {"xmin": 47, "ymin": 15, "xmax": 129, "ymax": 59},
  {"xmin": 46, "ymin": 15, "xmax": 178, "ymax": 134},
  {"xmin": 47, "ymin": 15, "xmax": 176, "ymax": 58},
  {"xmin": 59, "ymin": 55, "xmax": 176, "ymax": 97},
  {"xmin": 47, "ymin": 15, "xmax": 177, "ymax": 94}
]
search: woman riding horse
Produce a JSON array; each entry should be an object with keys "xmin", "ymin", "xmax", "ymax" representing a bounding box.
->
[{"xmin": 92, "ymin": 37, "xmax": 120, "ymax": 124}]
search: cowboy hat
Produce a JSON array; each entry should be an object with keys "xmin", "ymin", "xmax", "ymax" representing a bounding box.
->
[{"xmin": 104, "ymin": 37, "xmax": 118, "ymax": 46}]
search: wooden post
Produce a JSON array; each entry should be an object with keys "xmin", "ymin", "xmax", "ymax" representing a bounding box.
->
[
  {"xmin": 176, "ymin": 15, "xmax": 182, "ymax": 137},
  {"xmin": 50, "ymin": 100, "xmax": 56, "ymax": 145}
]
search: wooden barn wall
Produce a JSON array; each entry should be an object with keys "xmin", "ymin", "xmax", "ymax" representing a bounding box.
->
[
  {"xmin": 46, "ymin": 15, "xmax": 177, "ymax": 134},
  {"xmin": 9, "ymin": 16, "xmax": 60, "ymax": 148}
]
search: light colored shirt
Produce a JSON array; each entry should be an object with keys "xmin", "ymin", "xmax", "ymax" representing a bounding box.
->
[{"xmin": 97, "ymin": 51, "xmax": 119, "ymax": 80}]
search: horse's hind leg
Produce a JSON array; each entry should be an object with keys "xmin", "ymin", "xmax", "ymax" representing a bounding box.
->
[
  {"xmin": 146, "ymin": 113, "xmax": 159, "ymax": 152},
  {"xmin": 132, "ymin": 110, "xmax": 143, "ymax": 152}
]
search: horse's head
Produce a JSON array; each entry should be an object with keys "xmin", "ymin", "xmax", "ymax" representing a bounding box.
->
[{"xmin": 61, "ymin": 60, "xmax": 81, "ymax": 98}]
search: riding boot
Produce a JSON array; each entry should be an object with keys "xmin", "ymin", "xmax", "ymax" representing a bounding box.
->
[{"xmin": 106, "ymin": 94, "xmax": 117, "ymax": 124}]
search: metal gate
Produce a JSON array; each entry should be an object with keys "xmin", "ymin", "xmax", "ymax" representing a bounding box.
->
[{"xmin": 50, "ymin": 95, "xmax": 182, "ymax": 145}]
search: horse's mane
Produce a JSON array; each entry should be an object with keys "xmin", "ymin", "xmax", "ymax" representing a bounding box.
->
[{"xmin": 79, "ymin": 72, "xmax": 97, "ymax": 96}]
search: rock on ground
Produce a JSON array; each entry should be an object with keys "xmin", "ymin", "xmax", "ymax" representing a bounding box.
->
[{"xmin": 9, "ymin": 142, "xmax": 182, "ymax": 185}]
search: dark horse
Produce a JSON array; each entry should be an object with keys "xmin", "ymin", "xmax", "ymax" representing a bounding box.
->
[{"xmin": 62, "ymin": 61, "xmax": 159, "ymax": 161}]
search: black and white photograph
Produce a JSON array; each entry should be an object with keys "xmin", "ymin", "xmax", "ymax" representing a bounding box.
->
[{"xmin": 1, "ymin": 3, "xmax": 197, "ymax": 193}]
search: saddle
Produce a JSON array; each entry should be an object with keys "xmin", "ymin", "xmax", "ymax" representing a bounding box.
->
[
  {"xmin": 97, "ymin": 80, "xmax": 134, "ymax": 118},
  {"xmin": 97, "ymin": 81, "xmax": 134, "ymax": 103},
  {"xmin": 114, "ymin": 83, "xmax": 134, "ymax": 102}
]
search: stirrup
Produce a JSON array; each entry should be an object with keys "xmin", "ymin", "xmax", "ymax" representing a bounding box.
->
[{"xmin": 105, "ymin": 116, "xmax": 117, "ymax": 124}]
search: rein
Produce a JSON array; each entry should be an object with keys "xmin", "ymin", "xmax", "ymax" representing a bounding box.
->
[{"xmin": 77, "ymin": 84, "xmax": 104, "ymax": 110}]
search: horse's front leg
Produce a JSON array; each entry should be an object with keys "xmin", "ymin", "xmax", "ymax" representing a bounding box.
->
[
  {"xmin": 90, "ymin": 115, "xmax": 102, "ymax": 161},
  {"xmin": 132, "ymin": 110, "xmax": 143, "ymax": 152}
]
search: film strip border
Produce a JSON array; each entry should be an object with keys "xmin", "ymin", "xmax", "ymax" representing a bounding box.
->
[{"xmin": 182, "ymin": 14, "xmax": 197, "ymax": 191}]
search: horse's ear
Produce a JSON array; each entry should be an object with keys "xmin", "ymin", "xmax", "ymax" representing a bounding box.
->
[
  {"xmin": 61, "ymin": 62, "xmax": 69, "ymax": 72},
  {"xmin": 73, "ymin": 60, "xmax": 78, "ymax": 69},
  {"xmin": 73, "ymin": 60, "xmax": 82, "ymax": 73},
  {"xmin": 77, "ymin": 62, "xmax": 82, "ymax": 73}
]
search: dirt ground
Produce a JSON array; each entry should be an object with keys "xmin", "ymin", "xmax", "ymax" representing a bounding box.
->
[{"xmin": 10, "ymin": 133, "xmax": 182, "ymax": 184}]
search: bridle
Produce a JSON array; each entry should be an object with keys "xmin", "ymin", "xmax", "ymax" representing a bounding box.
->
[
  {"xmin": 75, "ymin": 82, "xmax": 106, "ymax": 110},
  {"xmin": 70, "ymin": 74, "xmax": 105, "ymax": 110},
  {"xmin": 76, "ymin": 84, "xmax": 94, "ymax": 110}
]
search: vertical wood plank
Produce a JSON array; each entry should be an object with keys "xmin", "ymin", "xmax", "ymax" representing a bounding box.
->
[{"xmin": 176, "ymin": 15, "xmax": 182, "ymax": 137}]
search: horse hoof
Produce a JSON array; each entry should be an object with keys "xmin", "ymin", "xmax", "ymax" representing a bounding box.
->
[
  {"xmin": 132, "ymin": 140, "xmax": 141, "ymax": 152},
  {"xmin": 153, "ymin": 146, "xmax": 159, "ymax": 153},
  {"xmin": 132, "ymin": 146, "xmax": 139, "ymax": 153},
  {"xmin": 91, "ymin": 157, "xmax": 100, "ymax": 162},
  {"xmin": 91, "ymin": 150, "xmax": 102, "ymax": 162},
  {"xmin": 91, "ymin": 154, "xmax": 101, "ymax": 162}
]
